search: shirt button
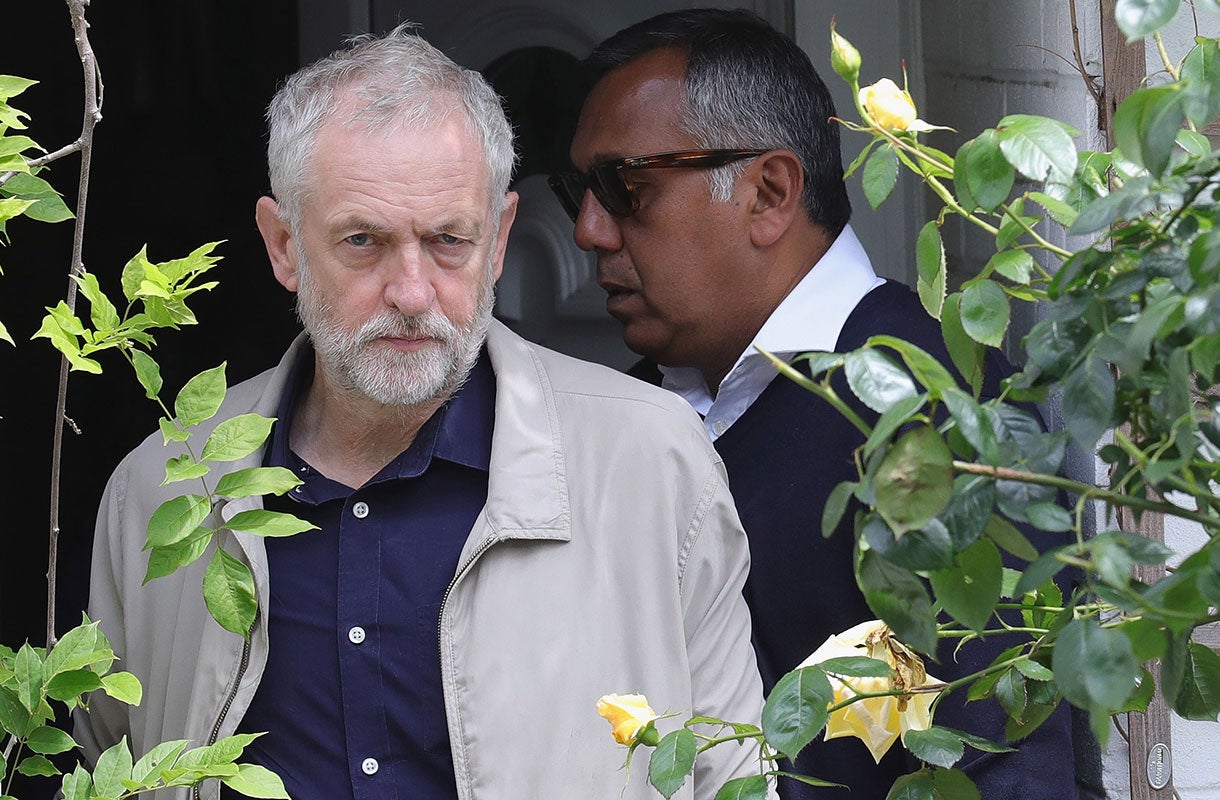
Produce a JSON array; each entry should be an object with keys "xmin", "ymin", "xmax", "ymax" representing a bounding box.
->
[
  {"xmin": 348, "ymin": 626, "xmax": 366, "ymax": 644},
  {"xmin": 352, "ymin": 501, "xmax": 370, "ymax": 519},
  {"xmin": 711, "ymin": 420, "xmax": 729, "ymax": 436},
  {"xmin": 361, "ymin": 757, "xmax": 379, "ymax": 775}
]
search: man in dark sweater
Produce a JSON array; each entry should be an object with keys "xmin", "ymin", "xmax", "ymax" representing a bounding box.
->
[{"xmin": 548, "ymin": 8, "xmax": 1081, "ymax": 799}]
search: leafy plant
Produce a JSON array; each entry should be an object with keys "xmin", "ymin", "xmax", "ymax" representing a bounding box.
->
[
  {"xmin": 2, "ymin": 2, "xmax": 302, "ymax": 796},
  {"xmin": 605, "ymin": 2, "xmax": 1220, "ymax": 798}
]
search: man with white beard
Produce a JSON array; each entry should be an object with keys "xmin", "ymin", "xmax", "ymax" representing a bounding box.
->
[{"xmin": 76, "ymin": 24, "xmax": 767, "ymax": 800}]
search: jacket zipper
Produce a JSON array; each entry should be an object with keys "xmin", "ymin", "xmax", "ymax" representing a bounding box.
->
[
  {"xmin": 437, "ymin": 535, "xmax": 498, "ymax": 640},
  {"xmin": 194, "ymin": 609, "xmax": 258, "ymax": 800}
]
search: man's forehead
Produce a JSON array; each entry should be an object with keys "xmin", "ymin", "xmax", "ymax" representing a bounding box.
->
[{"xmin": 572, "ymin": 49, "xmax": 691, "ymax": 164}]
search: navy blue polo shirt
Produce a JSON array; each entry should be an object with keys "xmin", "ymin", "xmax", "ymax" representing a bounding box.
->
[{"xmin": 231, "ymin": 344, "xmax": 495, "ymax": 800}]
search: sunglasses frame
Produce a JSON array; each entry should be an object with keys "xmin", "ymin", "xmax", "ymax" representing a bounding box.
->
[{"xmin": 548, "ymin": 148, "xmax": 769, "ymax": 222}]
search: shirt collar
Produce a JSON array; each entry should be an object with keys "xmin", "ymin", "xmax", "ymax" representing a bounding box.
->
[
  {"xmin": 266, "ymin": 342, "xmax": 495, "ymax": 498},
  {"xmin": 659, "ymin": 224, "xmax": 885, "ymax": 438}
]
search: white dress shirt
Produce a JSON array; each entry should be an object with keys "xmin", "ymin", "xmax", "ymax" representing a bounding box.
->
[{"xmin": 660, "ymin": 224, "xmax": 886, "ymax": 441}]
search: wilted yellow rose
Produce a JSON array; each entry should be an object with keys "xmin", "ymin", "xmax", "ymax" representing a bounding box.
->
[
  {"xmin": 799, "ymin": 620, "xmax": 943, "ymax": 763},
  {"xmin": 859, "ymin": 78, "xmax": 918, "ymax": 132},
  {"xmin": 597, "ymin": 693, "xmax": 660, "ymax": 746}
]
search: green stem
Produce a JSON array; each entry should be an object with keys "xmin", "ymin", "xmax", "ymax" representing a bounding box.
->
[
  {"xmin": 694, "ymin": 731, "xmax": 764, "ymax": 754},
  {"xmin": 1154, "ymin": 32, "xmax": 1179, "ymax": 80},
  {"xmin": 759, "ymin": 349, "xmax": 872, "ymax": 437},
  {"xmin": 995, "ymin": 201, "xmax": 1073, "ymax": 258}
]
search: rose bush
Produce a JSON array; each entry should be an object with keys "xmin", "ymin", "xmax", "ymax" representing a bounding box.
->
[{"xmin": 600, "ymin": 2, "xmax": 1220, "ymax": 799}]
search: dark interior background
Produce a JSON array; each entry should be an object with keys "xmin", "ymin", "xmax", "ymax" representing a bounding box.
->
[{"xmin": 2, "ymin": 7, "xmax": 300, "ymax": 789}]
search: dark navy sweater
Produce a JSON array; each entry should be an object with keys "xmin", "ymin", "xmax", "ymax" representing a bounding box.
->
[{"xmin": 635, "ymin": 281, "xmax": 1077, "ymax": 799}]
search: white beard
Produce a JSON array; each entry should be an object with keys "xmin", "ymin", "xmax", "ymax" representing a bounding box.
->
[{"xmin": 295, "ymin": 260, "xmax": 494, "ymax": 408}]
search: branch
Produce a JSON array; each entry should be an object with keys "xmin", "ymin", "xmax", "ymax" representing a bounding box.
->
[
  {"xmin": 47, "ymin": 0, "xmax": 102, "ymax": 649},
  {"xmin": 0, "ymin": 139, "xmax": 85, "ymax": 188}
]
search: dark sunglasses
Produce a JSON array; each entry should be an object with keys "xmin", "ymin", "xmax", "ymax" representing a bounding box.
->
[{"xmin": 547, "ymin": 148, "xmax": 768, "ymax": 222}]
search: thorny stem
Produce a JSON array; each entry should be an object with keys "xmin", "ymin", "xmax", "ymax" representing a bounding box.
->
[
  {"xmin": 952, "ymin": 461, "xmax": 1220, "ymax": 531},
  {"xmin": 47, "ymin": 0, "xmax": 102, "ymax": 649},
  {"xmin": 1068, "ymin": 0, "xmax": 1104, "ymax": 107},
  {"xmin": 758, "ymin": 349, "xmax": 873, "ymax": 437}
]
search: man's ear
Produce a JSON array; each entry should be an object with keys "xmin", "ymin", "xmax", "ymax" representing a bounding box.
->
[
  {"xmin": 745, "ymin": 150, "xmax": 804, "ymax": 248},
  {"xmin": 255, "ymin": 196, "xmax": 300, "ymax": 292},
  {"xmin": 489, "ymin": 191, "xmax": 520, "ymax": 283}
]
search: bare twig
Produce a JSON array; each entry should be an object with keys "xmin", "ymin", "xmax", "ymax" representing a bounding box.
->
[
  {"xmin": 47, "ymin": 0, "xmax": 102, "ymax": 649},
  {"xmin": 1069, "ymin": 0, "xmax": 1104, "ymax": 107},
  {"xmin": 0, "ymin": 138, "xmax": 85, "ymax": 188}
]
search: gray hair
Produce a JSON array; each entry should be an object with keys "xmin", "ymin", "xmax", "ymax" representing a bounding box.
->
[
  {"xmin": 585, "ymin": 9, "xmax": 851, "ymax": 235},
  {"xmin": 266, "ymin": 23, "xmax": 517, "ymax": 232}
]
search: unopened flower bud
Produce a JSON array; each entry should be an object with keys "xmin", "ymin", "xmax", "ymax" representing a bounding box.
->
[
  {"xmin": 859, "ymin": 78, "xmax": 918, "ymax": 132},
  {"xmin": 830, "ymin": 27, "xmax": 862, "ymax": 85}
]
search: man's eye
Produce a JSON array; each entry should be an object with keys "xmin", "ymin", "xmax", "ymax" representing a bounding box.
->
[
  {"xmin": 346, "ymin": 233, "xmax": 374, "ymax": 247},
  {"xmin": 436, "ymin": 233, "xmax": 465, "ymax": 246}
]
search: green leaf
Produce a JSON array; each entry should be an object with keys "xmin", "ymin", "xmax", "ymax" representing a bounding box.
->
[
  {"xmin": 984, "ymin": 515, "xmax": 1039, "ymax": 562},
  {"xmin": 220, "ymin": 764, "xmax": 291, "ymax": 799},
  {"xmin": 816, "ymin": 656, "xmax": 892, "ymax": 678},
  {"xmin": 1061, "ymin": 354, "xmax": 1114, "ymax": 452},
  {"xmin": 941, "ymin": 389, "xmax": 998, "ymax": 463},
  {"xmin": 857, "ymin": 549, "xmax": 937, "ymax": 654},
  {"xmin": 0, "ymin": 319, "xmax": 12, "ymax": 347},
  {"xmin": 1114, "ymin": 0, "xmax": 1181, "ymax": 40},
  {"xmin": 649, "ymin": 729, "xmax": 697, "ymax": 799},
  {"xmin": 0, "ymin": 172, "xmax": 73, "ymax": 223},
  {"xmin": 44, "ymin": 621, "xmax": 106, "ymax": 676},
  {"xmin": 762, "ymin": 666, "xmax": 833, "ymax": 760},
  {"xmin": 143, "ymin": 527, "xmax": 213, "ymax": 584},
  {"xmin": 0, "ymin": 75, "xmax": 39, "ymax": 101},
  {"xmin": 203, "ymin": 549, "xmax": 258, "ymax": 636},
  {"xmin": 959, "ymin": 129, "xmax": 1016, "ymax": 212},
  {"xmin": 863, "ymin": 393, "xmax": 928, "ymax": 462},
  {"xmin": 930, "ymin": 539, "xmax": 1002, "ymax": 632},
  {"xmin": 1015, "ymin": 659, "xmax": 1055, "ymax": 681},
  {"xmin": 225, "ymin": 509, "xmax": 317, "ymax": 538},
  {"xmin": 863, "ymin": 144, "xmax": 900, "ymax": 210},
  {"xmin": 177, "ymin": 733, "xmax": 261, "ymax": 770},
  {"xmin": 1166, "ymin": 641, "xmax": 1220, "ymax": 721},
  {"xmin": 844, "ymin": 348, "xmax": 918, "ymax": 413},
  {"xmin": 822, "ymin": 481, "xmax": 857, "ymax": 538},
  {"xmin": 131, "ymin": 740, "xmax": 192, "ymax": 786},
  {"xmin": 16, "ymin": 755, "xmax": 58, "ymax": 777},
  {"xmin": 45, "ymin": 669, "xmax": 104, "ymax": 702},
  {"xmin": 939, "ymin": 477, "xmax": 996, "ymax": 551},
  {"xmin": 986, "ymin": 250, "xmax": 1034, "ymax": 285},
  {"xmin": 941, "ymin": 296, "xmax": 984, "ymax": 395},
  {"xmin": 1015, "ymin": 547, "xmax": 1069, "ymax": 596},
  {"xmin": 867, "ymin": 336, "xmax": 958, "ymax": 397},
  {"xmin": 174, "ymin": 363, "xmax": 227, "ymax": 428},
  {"xmin": 902, "ymin": 727, "xmax": 965, "ymax": 769},
  {"xmin": 959, "ymin": 279, "xmax": 1010, "ymax": 347},
  {"xmin": 159, "ymin": 416, "xmax": 191, "ymax": 444},
  {"xmin": 130, "ymin": 349, "xmax": 163, "ymax": 400},
  {"xmin": 996, "ymin": 114, "xmax": 1079, "ymax": 183},
  {"xmin": 26, "ymin": 725, "xmax": 76, "ymax": 755},
  {"xmin": 101, "ymin": 672, "xmax": 143, "ymax": 705},
  {"xmin": 215, "ymin": 466, "xmax": 302, "ymax": 499},
  {"xmin": 1180, "ymin": 38, "xmax": 1220, "ymax": 128},
  {"xmin": 14, "ymin": 644, "xmax": 43, "ymax": 713},
  {"xmin": 163, "ymin": 454, "xmax": 211, "ymax": 485},
  {"xmin": 713, "ymin": 775, "xmax": 771, "ymax": 800},
  {"xmin": 0, "ymin": 686, "xmax": 33, "ymax": 738},
  {"xmin": 145, "ymin": 494, "xmax": 212, "ymax": 549},
  {"xmin": 1052, "ymin": 618, "xmax": 1139, "ymax": 710},
  {"xmin": 885, "ymin": 769, "xmax": 936, "ymax": 800},
  {"xmin": 60, "ymin": 763, "xmax": 93, "ymax": 800},
  {"xmin": 875, "ymin": 426, "xmax": 954, "ymax": 537},
  {"xmin": 201, "ymin": 414, "xmax": 275, "ymax": 462},
  {"xmin": 915, "ymin": 221, "xmax": 946, "ymax": 319},
  {"xmin": 932, "ymin": 768, "xmax": 982, "ymax": 800},
  {"xmin": 1028, "ymin": 191, "xmax": 1079, "ymax": 227},
  {"xmin": 93, "ymin": 737, "xmax": 135, "ymax": 799},
  {"xmin": 1113, "ymin": 85, "xmax": 1186, "ymax": 175}
]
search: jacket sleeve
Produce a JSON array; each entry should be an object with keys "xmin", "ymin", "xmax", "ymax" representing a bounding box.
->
[
  {"xmin": 72, "ymin": 460, "xmax": 135, "ymax": 766},
  {"xmin": 679, "ymin": 460, "xmax": 776, "ymax": 800}
]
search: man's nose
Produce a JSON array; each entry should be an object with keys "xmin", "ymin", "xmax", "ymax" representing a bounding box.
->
[
  {"xmin": 382, "ymin": 246, "xmax": 436, "ymax": 316},
  {"xmin": 572, "ymin": 190, "xmax": 624, "ymax": 253}
]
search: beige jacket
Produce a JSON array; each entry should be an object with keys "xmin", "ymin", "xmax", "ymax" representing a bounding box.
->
[{"xmin": 76, "ymin": 320, "xmax": 767, "ymax": 800}]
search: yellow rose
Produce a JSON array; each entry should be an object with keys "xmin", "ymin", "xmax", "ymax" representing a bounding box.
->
[
  {"xmin": 799, "ymin": 620, "xmax": 943, "ymax": 763},
  {"xmin": 597, "ymin": 693, "xmax": 659, "ymax": 746},
  {"xmin": 859, "ymin": 78, "xmax": 918, "ymax": 132}
]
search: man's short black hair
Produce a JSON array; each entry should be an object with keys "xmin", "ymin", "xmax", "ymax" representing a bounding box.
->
[{"xmin": 585, "ymin": 8, "xmax": 851, "ymax": 235}]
